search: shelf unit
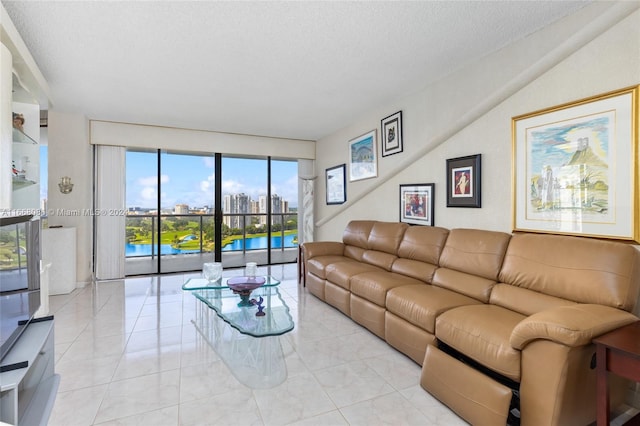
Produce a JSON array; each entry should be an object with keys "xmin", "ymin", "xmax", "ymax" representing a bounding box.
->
[
  {"xmin": 11, "ymin": 86, "xmax": 40, "ymax": 205},
  {"xmin": 11, "ymin": 126, "xmax": 38, "ymax": 192},
  {"xmin": 0, "ymin": 318, "xmax": 59, "ymax": 426}
]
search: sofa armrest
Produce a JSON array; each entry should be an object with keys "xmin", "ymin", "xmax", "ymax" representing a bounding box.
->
[
  {"xmin": 302, "ymin": 241, "xmax": 344, "ymax": 259},
  {"xmin": 510, "ymin": 304, "xmax": 638, "ymax": 349}
]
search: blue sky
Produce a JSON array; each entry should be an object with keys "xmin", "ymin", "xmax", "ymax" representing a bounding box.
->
[{"xmin": 125, "ymin": 151, "xmax": 298, "ymax": 209}]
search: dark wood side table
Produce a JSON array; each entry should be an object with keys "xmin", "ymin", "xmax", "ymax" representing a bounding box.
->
[{"xmin": 593, "ymin": 321, "xmax": 640, "ymax": 425}]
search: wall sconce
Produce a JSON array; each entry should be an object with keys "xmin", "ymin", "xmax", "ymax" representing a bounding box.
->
[{"xmin": 58, "ymin": 176, "xmax": 73, "ymax": 194}]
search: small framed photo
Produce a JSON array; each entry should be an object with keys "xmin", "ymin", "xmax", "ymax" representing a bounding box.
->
[
  {"xmin": 400, "ymin": 183, "xmax": 435, "ymax": 226},
  {"xmin": 326, "ymin": 164, "xmax": 346, "ymax": 205},
  {"xmin": 349, "ymin": 130, "xmax": 378, "ymax": 181},
  {"xmin": 446, "ymin": 154, "xmax": 481, "ymax": 208},
  {"xmin": 381, "ymin": 111, "xmax": 403, "ymax": 157}
]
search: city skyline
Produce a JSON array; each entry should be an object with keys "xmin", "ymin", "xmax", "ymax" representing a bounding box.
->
[{"xmin": 127, "ymin": 192, "xmax": 294, "ymax": 215}]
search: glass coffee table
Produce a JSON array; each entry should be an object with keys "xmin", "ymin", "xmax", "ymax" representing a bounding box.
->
[
  {"xmin": 183, "ymin": 276, "xmax": 294, "ymax": 388},
  {"xmin": 182, "ymin": 276, "xmax": 294, "ymax": 337}
]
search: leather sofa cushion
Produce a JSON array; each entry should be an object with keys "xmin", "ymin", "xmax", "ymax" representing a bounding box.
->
[
  {"xmin": 367, "ymin": 221, "xmax": 408, "ymax": 254},
  {"xmin": 362, "ymin": 250, "xmax": 397, "ymax": 271},
  {"xmin": 499, "ymin": 232, "xmax": 640, "ymax": 311},
  {"xmin": 490, "ymin": 283, "xmax": 577, "ymax": 316},
  {"xmin": 436, "ymin": 304, "xmax": 525, "ymax": 382},
  {"xmin": 396, "ymin": 225, "xmax": 449, "ymax": 264},
  {"xmin": 432, "ymin": 267, "xmax": 496, "ymax": 303},
  {"xmin": 306, "ymin": 255, "xmax": 353, "ymax": 279},
  {"xmin": 344, "ymin": 245, "xmax": 366, "ymax": 262},
  {"xmin": 342, "ymin": 220, "xmax": 376, "ymax": 248},
  {"xmin": 439, "ymin": 229, "xmax": 511, "ymax": 280},
  {"xmin": 386, "ymin": 285, "xmax": 481, "ymax": 334},
  {"xmin": 326, "ymin": 261, "xmax": 382, "ymax": 290},
  {"xmin": 391, "ymin": 258, "xmax": 437, "ymax": 283},
  {"xmin": 350, "ymin": 272, "xmax": 424, "ymax": 306}
]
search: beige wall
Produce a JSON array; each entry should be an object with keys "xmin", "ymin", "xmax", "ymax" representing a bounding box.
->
[
  {"xmin": 313, "ymin": 2, "xmax": 640, "ymax": 242},
  {"xmin": 47, "ymin": 111, "xmax": 93, "ymax": 285}
]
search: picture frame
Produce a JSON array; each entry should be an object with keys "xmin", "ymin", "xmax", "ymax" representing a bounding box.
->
[
  {"xmin": 446, "ymin": 154, "xmax": 481, "ymax": 208},
  {"xmin": 381, "ymin": 111, "xmax": 403, "ymax": 157},
  {"xmin": 400, "ymin": 183, "xmax": 435, "ymax": 226},
  {"xmin": 325, "ymin": 164, "xmax": 346, "ymax": 205},
  {"xmin": 512, "ymin": 85, "xmax": 639, "ymax": 242},
  {"xmin": 349, "ymin": 129, "xmax": 378, "ymax": 181}
]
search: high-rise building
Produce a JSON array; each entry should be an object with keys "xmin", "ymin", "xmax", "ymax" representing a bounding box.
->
[
  {"xmin": 224, "ymin": 193, "xmax": 250, "ymax": 229},
  {"xmin": 223, "ymin": 193, "xmax": 289, "ymax": 228},
  {"xmin": 174, "ymin": 204, "xmax": 189, "ymax": 214},
  {"xmin": 256, "ymin": 194, "xmax": 286, "ymax": 226}
]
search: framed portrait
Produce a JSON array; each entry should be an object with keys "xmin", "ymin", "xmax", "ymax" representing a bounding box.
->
[
  {"xmin": 400, "ymin": 183, "xmax": 435, "ymax": 226},
  {"xmin": 512, "ymin": 85, "xmax": 639, "ymax": 242},
  {"xmin": 381, "ymin": 111, "xmax": 403, "ymax": 157},
  {"xmin": 349, "ymin": 130, "xmax": 378, "ymax": 181},
  {"xmin": 326, "ymin": 164, "xmax": 346, "ymax": 205},
  {"xmin": 446, "ymin": 154, "xmax": 481, "ymax": 208}
]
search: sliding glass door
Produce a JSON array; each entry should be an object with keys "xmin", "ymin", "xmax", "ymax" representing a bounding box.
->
[
  {"xmin": 220, "ymin": 156, "xmax": 268, "ymax": 268},
  {"xmin": 125, "ymin": 150, "xmax": 159, "ymax": 275},
  {"xmin": 269, "ymin": 159, "xmax": 298, "ymax": 264},
  {"xmin": 125, "ymin": 150, "xmax": 298, "ymax": 275},
  {"xmin": 159, "ymin": 151, "xmax": 216, "ymax": 273}
]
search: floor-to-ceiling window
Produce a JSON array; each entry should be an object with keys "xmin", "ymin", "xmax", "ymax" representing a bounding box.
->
[
  {"xmin": 220, "ymin": 156, "xmax": 268, "ymax": 268},
  {"xmin": 269, "ymin": 159, "xmax": 299, "ymax": 264},
  {"xmin": 124, "ymin": 150, "xmax": 298, "ymax": 275},
  {"xmin": 125, "ymin": 149, "xmax": 160, "ymax": 275}
]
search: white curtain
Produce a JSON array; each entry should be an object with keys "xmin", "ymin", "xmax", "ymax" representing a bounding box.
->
[
  {"xmin": 301, "ymin": 178, "xmax": 315, "ymax": 243},
  {"xmin": 95, "ymin": 145, "xmax": 126, "ymax": 279},
  {"xmin": 298, "ymin": 159, "xmax": 316, "ymax": 244}
]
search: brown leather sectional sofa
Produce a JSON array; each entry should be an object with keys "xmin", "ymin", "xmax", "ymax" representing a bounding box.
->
[{"xmin": 301, "ymin": 220, "xmax": 640, "ymax": 426}]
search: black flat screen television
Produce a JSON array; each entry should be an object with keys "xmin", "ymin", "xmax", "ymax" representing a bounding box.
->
[{"xmin": 0, "ymin": 214, "xmax": 41, "ymax": 363}]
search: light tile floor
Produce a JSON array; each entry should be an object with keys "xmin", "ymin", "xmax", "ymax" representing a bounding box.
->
[
  {"xmin": 48, "ymin": 264, "xmax": 466, "ymax": 426},
  {"xmin": 47, "ymin": 263, "xmax": 637, "ymax": 426}
]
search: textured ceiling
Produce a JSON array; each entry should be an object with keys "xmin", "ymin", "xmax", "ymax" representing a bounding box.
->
[{"xmin": 3, "ymin": 1, "xmax": 590, "ymax": 141}]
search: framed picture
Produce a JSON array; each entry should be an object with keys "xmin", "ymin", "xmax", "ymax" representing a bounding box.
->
[
  {"xmin": 326, "ymin": 164, "xmax": 346, "ymax": 205},
  {"xmin": 381, "ymin": 111, "xmax": 403, "ymax": 157},
  {"xmin": 512, "ymin": 85, "xmax": 639, "ymax": 242},
  {"xmin": 446, "ymin": 154, "xmax": 481, "ymax": 208},
  {"xmin": 349, "ymin": 130, "xmax": 378, "ymax": 181},
  {"xmin": 400, "ymin": 183, "xmax": 435, "ymax": 226}
]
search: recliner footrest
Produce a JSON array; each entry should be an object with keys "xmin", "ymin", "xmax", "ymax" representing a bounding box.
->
[{"xmin": 421, "ymin": 344, "xmax": 513, "ymax": 426}]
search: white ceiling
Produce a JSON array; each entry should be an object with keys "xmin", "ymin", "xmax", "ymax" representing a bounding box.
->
[{"xmin": 3, "ymin": 1, "xmax": 590, "ymax": 141}]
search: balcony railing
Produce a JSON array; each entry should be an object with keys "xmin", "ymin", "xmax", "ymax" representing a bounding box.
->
[{"xmin": 125, "ymin": 212, "xmax": 298, "ymax": 259}]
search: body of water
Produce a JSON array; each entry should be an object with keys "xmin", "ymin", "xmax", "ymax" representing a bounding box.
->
[{"xmin": 125, "ymin": 234, "xmax": 297, "ymax": 257}]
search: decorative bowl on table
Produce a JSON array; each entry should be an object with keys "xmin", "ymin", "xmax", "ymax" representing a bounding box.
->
[{"xmin": 227, "ymin": 276, "xmax": 266, "ymax": 306}]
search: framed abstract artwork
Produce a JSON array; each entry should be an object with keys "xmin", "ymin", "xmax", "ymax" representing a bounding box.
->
[
  {"xmin": 446, "ymin": 154, "xmax": 481, "ymax": 208},
  {"xmin": 325, "ymin": 164, "xmax": 346, "ymax": 205},
  {"xmin": 381, "ymin": 111, "xmax": 403, "ymax": 157},
  {"xmin": 349, "ymin": 129, "xmax": 378, "ymax": 181},
  {"xmin": 400, "ymin": 183, "xmax": 434, "ymax": 226},
  {"xmin": 512, "ymin": 85, "xmax": 639, "ymax": 242}
]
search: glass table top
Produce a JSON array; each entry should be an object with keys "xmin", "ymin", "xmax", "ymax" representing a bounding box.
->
[
  {"xmin": 184, "ymin": 277, "xmax": 294, "ymax": 337},
  {"xmin": 182, "ymin": 276, "xmax": 281, "ymax": 291}
]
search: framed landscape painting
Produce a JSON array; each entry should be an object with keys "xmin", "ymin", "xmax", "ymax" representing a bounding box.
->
[
  {"xmin": 512, "ymin": 85, "xmax": 639, "ymax": 242},
  {"xmin": 446, "ymin": 154, "xmax": 481, "ymax": 208},
  {"xmin": 400, "ymin": 183, "xmax": 434, "ymax": 226},
  {"xmin": 349, "ymin": 130, "xmax": 378, "ymax": 181}
]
